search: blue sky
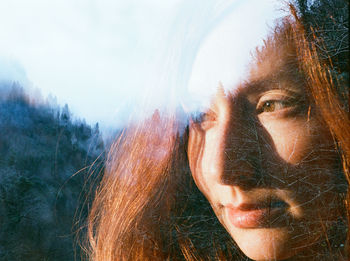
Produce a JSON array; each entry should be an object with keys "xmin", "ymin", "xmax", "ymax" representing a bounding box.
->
[{"xmin": 0, "ymin": 0, "xmax": 284, "ymax": 130}]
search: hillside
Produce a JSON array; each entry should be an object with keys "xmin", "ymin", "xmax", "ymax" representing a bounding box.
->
[{"xmin": 0, "ymin": 83, "xmax": 105, "ymax": 260}]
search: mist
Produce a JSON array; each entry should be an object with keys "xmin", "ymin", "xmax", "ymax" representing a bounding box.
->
[{"xmin": 0, "ymin": 0, "xmax": 284, "ymax": 130}]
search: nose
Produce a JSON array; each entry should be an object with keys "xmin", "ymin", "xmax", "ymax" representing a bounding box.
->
[{"xmin": 220, "ymin": 92, "xmax": 266, "ymax": 188}]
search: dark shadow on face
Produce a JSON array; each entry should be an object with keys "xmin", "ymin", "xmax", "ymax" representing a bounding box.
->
[
  {"xmin": 187, "ymin": 65, "xmax": 347, "ymax": 260},
  {"xmin": 187, "ymin": 19, "xmax": 348, "ymax": 260},
  {"xmin": 226, "ymin": 86, "xmax": 345, "ymax": 225}
]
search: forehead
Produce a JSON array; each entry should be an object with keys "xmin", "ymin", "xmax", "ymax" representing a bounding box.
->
[
  {"xmin": 186, "ymin": 46, "xmax": 303, "ymax": 114},
  {"xmin": 223, "ymin": 41, "xmax": 304, "ymax": 103},
  {"xmin": 249, "ymin": 37, "xmax": 298, "ymax": 82},
  {"xmin": 184, "ymin": 2, "xmax": 284, "ymax": 113}
]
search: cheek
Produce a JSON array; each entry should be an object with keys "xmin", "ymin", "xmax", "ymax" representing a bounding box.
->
[
  {"xmin": 188, "ymin": 126, "xmax": 217, "ymax": 196},
  {"xmin": 260, "ymin": 116, "xmax": 320, "ymax": 165},
  {"xmin": 201, "ymin": 129, "xmax": 224, "ymax": 173},
  {"xmin": 260, "ymin": 116, "xmax": 341, "ymax": 214}
]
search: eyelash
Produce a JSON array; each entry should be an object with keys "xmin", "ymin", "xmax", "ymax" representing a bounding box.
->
[
  {"xmin": 191, "ymin": 95, "xmax": 301, "ymax": 129},
  {"xmin": 256, "ymin": 99, "xmax": 294, "ymax": 114}
]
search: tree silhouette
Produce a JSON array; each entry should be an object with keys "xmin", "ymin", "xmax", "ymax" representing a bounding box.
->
[{"xmin": 0, "ymin": 84, "xmax": 105, "ymax": 261}]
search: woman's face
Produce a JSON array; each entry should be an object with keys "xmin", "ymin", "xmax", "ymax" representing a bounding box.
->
[{"xmin": 187, "ymin": 49, "xmax": 343, "ymax": 260}]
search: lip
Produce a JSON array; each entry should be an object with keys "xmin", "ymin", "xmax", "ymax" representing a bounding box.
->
[{"xmin": 226, "ymin": 201, "xmax": 288, "ymax": 229}]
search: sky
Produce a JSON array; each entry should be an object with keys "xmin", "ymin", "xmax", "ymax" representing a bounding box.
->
[{"xmin": 0, "ymin": 0, "xmax": 284, "ymax": 130}]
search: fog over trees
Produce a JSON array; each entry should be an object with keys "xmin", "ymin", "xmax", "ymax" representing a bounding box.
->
[
  {"xmin": 0, "ymin": 0, "xmax": 347, "ymax": 260},
  {"xmin": 0, "ymin": 82, "xmax": 105, "ymax": 260}
]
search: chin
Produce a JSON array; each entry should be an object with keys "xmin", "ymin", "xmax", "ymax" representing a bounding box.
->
[{"xmin": 228, "ymin": 227, "xmax": 298, "ymax": 260}]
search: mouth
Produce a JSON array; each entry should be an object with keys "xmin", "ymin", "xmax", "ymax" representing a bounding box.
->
[{"xmin": 226, "ymin": 200, "xmax": 288, "ymax": 229}]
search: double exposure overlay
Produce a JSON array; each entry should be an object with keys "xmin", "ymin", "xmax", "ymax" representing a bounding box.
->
[{"xmin": 86, "ymin": 1, "xmax": 349, "ymax": 261}]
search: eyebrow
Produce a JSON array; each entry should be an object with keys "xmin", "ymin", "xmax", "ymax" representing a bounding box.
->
[{"xmin": 241, "ymin": 74, "xmax": 303, "ymax": 97}]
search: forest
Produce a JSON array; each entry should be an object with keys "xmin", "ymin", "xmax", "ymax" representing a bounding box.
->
[
  {"xmin": 0, "ymin": 83, "xmax": 105, "ymax": 260},
  {"xmin": 0, "ymin": 0, "xmax": 348, "ymax": 260}
]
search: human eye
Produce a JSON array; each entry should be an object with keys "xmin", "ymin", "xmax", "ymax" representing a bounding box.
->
[
  {"xmin": 256, "ymin": 91, "xmax": 300, "ymax": 115},
  {"xmin": 191, "ymin": 109, "xmax": 217, "ymax": 130},
  {"xmin": 256, "ymin": 99, "xmax": 293, "ymax": 114}
]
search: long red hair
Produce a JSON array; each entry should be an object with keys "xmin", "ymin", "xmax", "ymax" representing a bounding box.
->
[{"xmin": 86, "ymin": 9, "xmax": 349, "ymax": 261}]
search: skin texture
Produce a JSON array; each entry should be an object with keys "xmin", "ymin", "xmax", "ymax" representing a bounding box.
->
[{"xmin": 187, "ymin": 56, "xmax": 343, "ymax": 260}]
